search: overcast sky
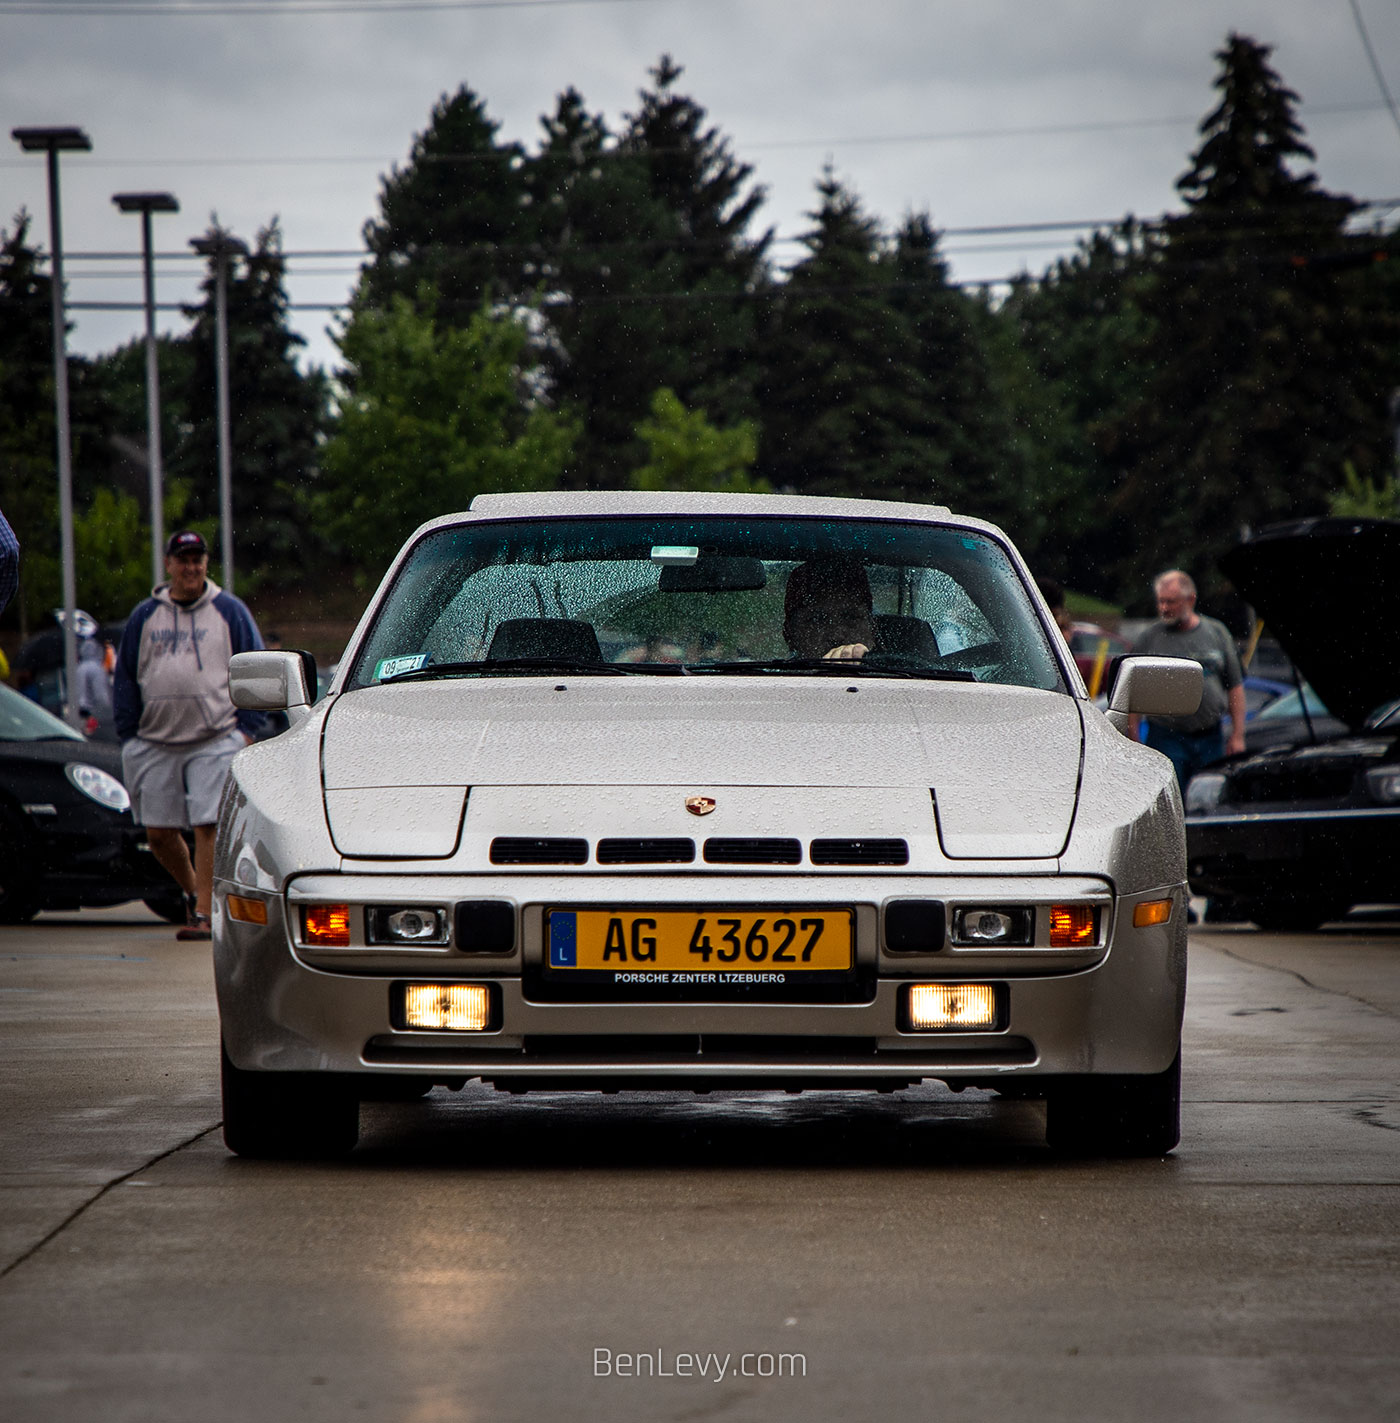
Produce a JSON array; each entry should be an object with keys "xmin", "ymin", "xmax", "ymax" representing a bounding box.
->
[{"xmin": 4, "ymin": 0, "xmax": 1399, "ymax": 373}]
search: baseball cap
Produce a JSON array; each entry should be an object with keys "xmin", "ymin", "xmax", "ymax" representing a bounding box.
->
[{"xmin": 166, "ymin": 530, "xmax": 208, "ymax": 557}]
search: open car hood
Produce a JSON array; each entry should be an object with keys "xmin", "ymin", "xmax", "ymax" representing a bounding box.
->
[{"xmin": 1220, "ymin": 517, "xmax": 1400, "ymax": 731}]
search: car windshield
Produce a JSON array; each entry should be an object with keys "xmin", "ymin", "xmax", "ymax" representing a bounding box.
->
[
  {"xmin": 0, "ymin": 683, "xmax": 84, "ymax": 742},
  {"xmin": 1255, "ymin": 684, "xmax": 1330, "ymax": 721},
  {"xmin": 345, "ymin": 515, "xmax": 1066, "ymax": 694}
]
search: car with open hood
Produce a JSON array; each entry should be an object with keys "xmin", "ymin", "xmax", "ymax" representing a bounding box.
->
[
  {"xmin": 1185, "ymin": 517, "xmax": 1400, "ymax": 931},
  {"xmin": 212, "ymin": 491, "xmax": 1202, "ymax": 1158}
]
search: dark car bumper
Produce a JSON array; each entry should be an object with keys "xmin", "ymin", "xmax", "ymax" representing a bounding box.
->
[{"xmin": 1187, "ymin": 806, "xmax": 1400, "ymax": 902}]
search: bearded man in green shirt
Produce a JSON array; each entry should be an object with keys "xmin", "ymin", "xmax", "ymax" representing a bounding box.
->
[{"xmin": 1129, "ymin": 569, "xmax": 1247, "ymax": 792}]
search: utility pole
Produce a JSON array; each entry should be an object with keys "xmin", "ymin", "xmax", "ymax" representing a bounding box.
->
[
  {"xmin": 12, "ymin": 125, "xmax": 92, "ymax": 729},
  {"xmin": 190, "ymin": 229, "xmax": 248, "ymax": 594},
  {"xmin": 114, "ymin": 191, "xmax": 179, "ymax": 587}
]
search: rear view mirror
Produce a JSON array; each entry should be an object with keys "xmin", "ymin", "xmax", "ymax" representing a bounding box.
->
[
  {"xmin": 658, "ymin": 556, "xmax": 767, "ymax": 593},
  {"xmin": 1104, "ymin": 656, "xmax": 1203, "ymax": 734}
]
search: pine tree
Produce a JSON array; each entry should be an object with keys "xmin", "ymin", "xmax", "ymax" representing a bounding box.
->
[
  {"xmin": 1111, "ymin": 34, "xmax": 1398, "ymax": 598},
  {"xmin": 999, "ymin": 222, "xmax": 1158, "ymax": 597},
  {"xmin": 887, "ymin": 212, "xmax": 1027, "ymax": 528},
  {"xmin": 755, "ymin": 169, "xmax": 924, "ymax": 500},
  {"xmin": 528, "ymin": 59, "xmax": 771, "ymax": 482},
  {"xmin": 0, "ymin": 211, "xmax": 56, "ymax": 632},
  {"xmin": 360, "ymin": 86, "xmax": 530, "ymax": 323},
  {"xmin": 616, "ymin": 56, "xmax": 770, "ymax": 426},
  {"xmin": 175, "ymin": 221, "xmax": 328, "ymax": 586}
]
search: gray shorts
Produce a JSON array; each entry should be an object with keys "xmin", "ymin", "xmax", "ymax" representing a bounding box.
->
[{"xmin": 121, "ymin": 729, "xmax": 245, "ymax": 829}]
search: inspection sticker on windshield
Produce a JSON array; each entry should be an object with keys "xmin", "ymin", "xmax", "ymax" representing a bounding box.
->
[{"xmin": 375, "ymin": 654, "xmax": 429, "ymax": 681}]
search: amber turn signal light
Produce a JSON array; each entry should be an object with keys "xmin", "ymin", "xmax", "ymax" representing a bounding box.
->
[
  {"xmin": 226, "ymin": 894, "xmax": 268, "ymax": 926},
  {"xmin": 303, "ymin": 903, "xmax": 350, "ymax": 947},
  {"xmin": 1133, "ymin": 899, "xmax": 1173, "ymax": 928},
  {"xmin": 1049, "ymin": 905, "xmax": 1097, "ymax": 947}
]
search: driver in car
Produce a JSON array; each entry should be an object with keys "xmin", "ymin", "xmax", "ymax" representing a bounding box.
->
[{"xmin": 782, "ymin": 556, "xmax": 878, "ymax": 661}]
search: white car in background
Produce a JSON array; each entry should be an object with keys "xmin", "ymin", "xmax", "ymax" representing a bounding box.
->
[{"xmin": 214, "ymin": 491, "xmax": 1200, "ymax": 1158}]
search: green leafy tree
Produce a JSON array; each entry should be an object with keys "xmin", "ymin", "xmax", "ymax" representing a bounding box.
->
[
  {"xmin": 175, "ymin": 220, "xmax": 328, "ymax": 587},
  {"xmin": 318, "ymin": 292, "xmax": 577, "ymax": 582},
  {"xmin": 755, "ymin": 169, "xmax": 925, "ymax": 501},
  {"xmin": 1328, "ymin": 460, "xmax": 1400, "ymax": 519},
  {"xmin": 1110, "ymin": 34, "xmax": 1400, "ymax": 597},
  {"xmin": 629, "ymin": 387, "xmax": 765, "ymax": 492}
]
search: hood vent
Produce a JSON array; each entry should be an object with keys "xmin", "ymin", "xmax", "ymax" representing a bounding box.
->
[
  {"xmin": 703, "ymin": 837, "xmax": 802, "ymax": 865},
  {"xmin": 490, "ymin": 836, "xmax": 588, "ymax": 865},
  {"xmin": 597, "ymin": 838, "xmax": 696, "ymax": 865},
  {"xmin": 810, "ymin": 838, "xmax": 909, "ymax": 866}
]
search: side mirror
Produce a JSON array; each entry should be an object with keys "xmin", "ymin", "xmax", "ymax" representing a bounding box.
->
[
  {"xmin": 229, "ymin": 650, "xmax": 315, "ymax": 716},
  {"xmin": 1104, "ymin": 655, "xmax": 1203, "ymax": 734}
]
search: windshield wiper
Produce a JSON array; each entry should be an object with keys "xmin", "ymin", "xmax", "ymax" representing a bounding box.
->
[
  {"xmin": 382, "ymin": 657, "xmax": 684, "ymax": 683},
  {"xmin": 689, "ymin": 658, "xmax": 976, "ymax": 682}
]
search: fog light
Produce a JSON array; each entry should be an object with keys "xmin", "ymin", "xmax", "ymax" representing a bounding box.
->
[
  {"xmin": 905, "ymin": 983, "xmax": 999, "ymax": 1031},
  {"xmin": 1133, "ymin": 899, "xmax": 1173, "ymax": 928},
  {"xmin": 951, "ymin": 906, "xmax": 1032, "ymax": 946},
  {"xmin": 1049, "ymin": 905, "xmax": 1097, "ymax": 947},
  {"xmin": 304, "ymin": 903, "xmax": 350, "ymax": 947},
  {"xmin": 226, "ymin": 894, "xmax": 268, "ymax": 925},
  {"xmin": 369, "ymin": 906, "xmax": 448, "ymax": 945},
  {"xmin": 402, "ymin": 983, "xmax": 492, "ymax": 1032}
]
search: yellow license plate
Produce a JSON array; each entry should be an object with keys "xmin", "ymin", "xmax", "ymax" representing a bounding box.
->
[{"xmin": 546, "ymin": 909, "xmax": 853, "ymax": 974}]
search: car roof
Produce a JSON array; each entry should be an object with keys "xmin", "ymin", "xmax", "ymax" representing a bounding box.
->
[{"xmin": 462, "ymin": 490, "xmax": 958, "ymax": 524}]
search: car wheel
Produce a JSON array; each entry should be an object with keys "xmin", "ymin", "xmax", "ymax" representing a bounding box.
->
[
  {"xmin": 1045, "ymin": 1050, "xmax": 1181, "ymax": 1157},
  {"xmin": 0, "ymin": 880, "xmax": 40, "ymax": 923},
  {"xmin": 220, "ymin": 1042, "xmax": 359, "ymax": 1158},
  {"xmin": 1242, "ymin": 899, "xmax": 1349, "ymax": 934},
  {"xmin": 0, "ymin": 808, "xmax": 40, "ymax": 922},
  {"xmin": 143, "ymin": 891, "xmax": 188, "ymax": 924}
]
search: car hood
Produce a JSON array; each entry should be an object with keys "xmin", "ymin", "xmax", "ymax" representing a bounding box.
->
[
  {"xmin": 1220, "ymin": 517, "xmax": 1400, "ymax": 730},
  {"xmin": 320, "ymin": 677, "xmax": 1084, "ymax": 860}
]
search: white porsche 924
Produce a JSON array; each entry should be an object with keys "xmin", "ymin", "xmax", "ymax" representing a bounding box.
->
[{"xmin": 215, "ymin": 491, "xmax": 1201, "ymax": 1158}]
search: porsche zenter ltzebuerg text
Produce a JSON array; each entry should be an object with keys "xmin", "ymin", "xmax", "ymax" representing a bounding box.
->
[{"xmin": 214, "ymin": 492, "xmax": 1202, "ymax": 1157}]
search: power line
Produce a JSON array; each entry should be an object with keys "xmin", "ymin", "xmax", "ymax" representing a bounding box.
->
[
  {"xmin": 0, "ymin": 102, "xmax": 1387, "ymax": 174},
  {"xmin": 1347, "ymin": 0, "xmax": 1400, "ymax": 147},
  {"xmin": 0, "ymin": 0, "xmax": 665, "ymax": 14}
]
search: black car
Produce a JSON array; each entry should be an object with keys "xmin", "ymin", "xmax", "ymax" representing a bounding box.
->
[
  {"xmin": 0, "ymin": 682, "xmax": 184, "ymax": 923},
  {"xmin": 1185, "ymin": 517, "xmax": 1400, "ymax": 931}
]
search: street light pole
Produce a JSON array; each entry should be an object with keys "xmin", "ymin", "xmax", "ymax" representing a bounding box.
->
[
  {"xmin": 113, "ymin": 192, "xmax": 179, "ymax": 589},
  {"xmin": 12, "ymin": 125, "xmax": 91, "ymax": 730},
  {"xmin": 190, "ymin": 230, "xmax": 247, "ymax": 595}
]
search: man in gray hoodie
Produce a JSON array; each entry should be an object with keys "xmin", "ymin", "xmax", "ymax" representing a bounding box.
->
[{"xmin": 114, "ymin": 531, "xmax": 265, "ymax": 939}]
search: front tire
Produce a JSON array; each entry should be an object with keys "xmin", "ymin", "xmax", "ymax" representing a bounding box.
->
[
  {"xmin": 1243, "ymin": 898, "xmax": 1349, "ymax": 933},
  {"xmin": 221, "ymin": 1042, "xmax": 359, "ymax": 1158},
  {"xmin": 1045, "ymin": 1050, "xmax": 1181, "ymax": 1157}
]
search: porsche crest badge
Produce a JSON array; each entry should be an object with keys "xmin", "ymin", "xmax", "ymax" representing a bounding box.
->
[{"xmin": 685, "ymin": 795, "xmax": 717, "ymax": 816}]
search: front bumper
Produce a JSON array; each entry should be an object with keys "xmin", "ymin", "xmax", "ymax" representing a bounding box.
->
[
  {"xmin": 214, "ymin": 871, "xmax": 1187, "ymax": 1087},
  {"xmin": 1187, "ymin": 805, "xmax": 1400, "ymax": 901}
]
